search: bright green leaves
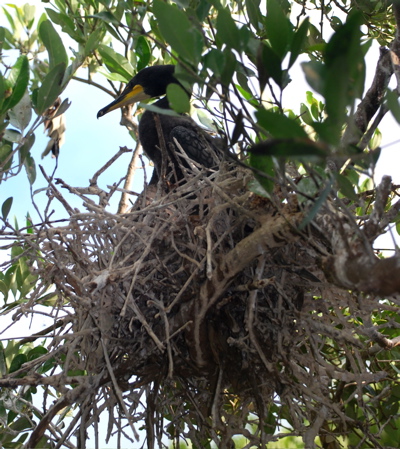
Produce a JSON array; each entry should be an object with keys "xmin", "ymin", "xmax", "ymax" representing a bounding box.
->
[
  {"xmin": 39, "ymin": 21, "xmax": 68, "ymax": 71},
  {"xmin": 255, "ymin": 2, "xmax": 307, "ymax": 92},
  {"xmin": 153, "ymin": 0, "xmax": 204, "ymax": 65},
  {"xmin": 2, "ymin": 197, "xmax": 13, "ymax": 221},
  {"xmin": 204, "ymin": 47, "xmax": 237, "ymax": 85},
  {"xmin": 257, "ymin": 43, "xmax": 284, "ymax": 91},
  {"xmin": 216, "ymin": 8, "xmax": 242, "ymax": 51},
  {"xmin": 288, "ymin": 18, "xmax": 309, "ymax": 68},
  {"xmin": 98, "ymin": 44, "xmax": 135, "ymax": 82},
  {"xmin": 0, "ymin": 55, "xmax": 29, "ymax": 116},
  {"xmin": 249, "ymin": 152, "xmax": 275, "ymax": 194},
  {"xmin": 246, "ymin": 0, "xmax": 262, "ymax": 30},
  {"xmin": 84, "ymin": 27, "xmax": 104, "ymax": 57},
  {"xmin": 36, "ymin": 63, "xmax": 66, "ymax": 115},
  {"xmin": 324, "ymin": 12, "xmax": 365, "ymax": 120},
  {"xmin": 251, "ymin": 137, "xmax": 328, "ymax": 159},
  {"xmin": 135, "ymin": 36, "xmax": 151, "ymax": 71},
  {"xmin": 167, "ymin": 84, "xmax": 190, "ymax": 114},
  {"xmin": 256, "ymin": 108, "xmax": 308, "ymax": 139},
  {"xmin": 35, "ymin": 20, "xmax": 71, "ymax": 115},
  {"xmin": 302, "ymin": 12, "xmax": 365, "ymax": 145},
  {"xmin": 265, "ymin": 0, "xmax": 292, "ymax": 60}
]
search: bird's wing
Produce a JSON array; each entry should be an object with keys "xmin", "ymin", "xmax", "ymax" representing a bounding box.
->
[{"xmin": 169, "ymin": 125, "xmax": 218, "ymax": 168}]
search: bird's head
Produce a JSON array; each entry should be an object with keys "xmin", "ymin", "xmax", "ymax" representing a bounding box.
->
[{"xmin": 97, "ymin": 65, "xmax": 180, "ymax": 118}]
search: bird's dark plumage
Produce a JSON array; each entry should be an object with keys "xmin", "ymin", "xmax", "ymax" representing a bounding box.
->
[{"xmin": 97, "ymin": 65, "xmax": 222, "ymax": 184}]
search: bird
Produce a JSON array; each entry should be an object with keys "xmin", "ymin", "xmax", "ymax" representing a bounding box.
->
[{"xmin": 97, "ymin": 65, "xmax": 223, "ymax": 185}]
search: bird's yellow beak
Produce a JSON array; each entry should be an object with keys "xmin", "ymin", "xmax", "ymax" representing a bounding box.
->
[{"xmin": 97, "ymin": 84, "xmax": 150, "ymax": 118}]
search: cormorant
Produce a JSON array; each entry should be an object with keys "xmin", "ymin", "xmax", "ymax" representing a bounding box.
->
[{"xmin": 97, "ymin": 65, "xmax": 222, "ymax": 184}]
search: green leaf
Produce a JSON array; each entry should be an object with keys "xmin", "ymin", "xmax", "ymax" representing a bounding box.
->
[
  {"xmin": 9, "ymin": 353, "xmax": 27, "ymax": 374},
  {"xmin": 36, "ymin": 62, "xmax": 66, "ymax": 115},
  {"xmin": 204, "ymin": 48, "xmax": 225, "ymax": 77},
  {"xmin": 336, "ymin": 173, "xmax": 358, "ymax": 201},
  {"xmin": 0, "ymin": 27, "xmax": 5, "ymax": 54},
  {"xmin": 369, "ymin": 128, "xmax": 382, "ymax": 151},
  {"xmin": 256, "ymin": 108, "xmax": 308, "ymax": 139},
  {"xmin": 24, "ymin": 151, "xmax": 36, "ymax": 185},
  {"xmin": 23, "ymin": 3, "xmax": 36, "ymax": 29},
  {"xmin": 1, "ymin": 55, "xmax": 29, "ymax": 114},
  {"xmin": 45, "ymin": 8, "xmax": 77, "ymax": 41},
  {"xmin": 246, "ymin": 0, "xmax": 262, "ymax": 30},
  {"xmin": 220, "ymin": 48, "xmax": 237, "ymax": 85},
  {"xmin": 19, "ymin": 133, "xmax": 35, "ymax": 164},
  {"xmin": 3, "ymin": 128, "xmax": 21, "ymax": 143},
  {"xmin": 85, "ymin": 27, "xmax": 104, "ymax": 57},
  {"xmin": 96, "ymin": 66, "xmax": 128, "ymax": 82},
  {"xmin": 0, "ymin": 144, "xmax": 13, "ymax": 173},
  {"xmin": 167, "ymin": 84, "xmax": 190, "ymax": 114},
  {"xmin": 91, "ymin": 11, "xmax": 121, "ymax": 26},
  {"xmin": 265, "ymin": 0, "xmax": 292, "ymax": 59},
  {"xmin": 301, "ymin": 61, "xmax": 325, "ymax": 96},
  {"xmin": 300, "ymin": 103, "xmax": 313, "ymax": 126},
  {"xmin": 289, "ymin": 18, "xmax": 309, "ymax": 68},
  {"xmin": 257, "ymin": 43, "xmax": 282, "ymax": 90},
  {"xmin": 299, "ymin": 180, "xmax": 333, "ymax": 229},
  {"xmin": 98, "ymin": 44, "xmax": 134, "ymax": 82},
  {"xmin": 247, "ymin": 177, "xmax": 272, "ymax": 198},
  {"xmin": 251, "ymin": 138, "xmax": 328, "ymax": 159},
  {"xmin": 297, "ymin": 177, "xmax": 319, "ymax": 203},
  {"xmin": 39, "ymin": 20, "xmax": 68, "ymax": 71},
  {"xmin": 216, "ymin": 8, "xmax": 241, "ymax": 51},
  {"xmin": 135, "ymin": 36, "xmax": 151, "ymax": 71},
  {"xmin": 8, "ymin": 90, "xmax": 32, "ymax": 131},
  {"xmin": 249, "ymin": 153, "xmax": 275, "ymax": 193},
  {"xmin": 0, "ymin": 343, "xmax": 7, "ymax": 376},
  {"xmin": 324, "ymin": 12, "xmax": 364, "ymax": 132},
  {"xmin": 386, "ymin": 89, "xmax": 400, "ymax": 124},
  {"xmin": 2, "ymin": 197, "xmax": 13, "ymax": 220},
  {"xmin": 153, "ymin": 0, "xmax": 203, "ymax": 65},
  {"xmin": 27, "ymin": 346, "xmax": 47, "ymax": 361}
]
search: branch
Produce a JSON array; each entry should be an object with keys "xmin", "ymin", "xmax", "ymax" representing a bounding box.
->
[
  {"xmin": 118, "ymin": 141, "xmax": 141, "ymax": 213},
  {"xmin": 72, "ymin": 75, "xmax": 115, "ymax": 97},
  {"xmin": 341, "ymin": 47, "xmax": 393, "ymax": 148},
  {"xmin": 189, "ymin": 209, "xmax": 303, "ymax": 368},
  {"xmin": 39, "ymin": 165, "xmax": 75, "ymax": 216}
]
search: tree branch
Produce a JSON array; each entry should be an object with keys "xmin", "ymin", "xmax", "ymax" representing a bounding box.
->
[{"xmin": 341, "ymin": 47, "xmax": 393, "ymax": 148}]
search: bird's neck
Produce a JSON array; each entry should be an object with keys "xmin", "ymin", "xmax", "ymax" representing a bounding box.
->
[{"xmin": 153, "ymin": 96, "xmax": 171, "ymax": 110}]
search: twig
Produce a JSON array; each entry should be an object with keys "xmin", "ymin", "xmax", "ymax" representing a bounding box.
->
[
  {"xmin": 118, "ymin": 141, "xmax": 141, "ymax": 213},
  {"xmin": 100, "ymin": 338, "xmax": 140, "ymax": 441},
  {"xmin": 89, "ymin": 146, "xmax": 132, "ymax": 186},
  {"xmin": 39, "ymin": 165, "xmax": 75, "ymax": 216}
]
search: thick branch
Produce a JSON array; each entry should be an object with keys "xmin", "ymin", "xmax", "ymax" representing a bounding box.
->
[
  {"xmin": 341, "ymin": 47, "xmax": 393, "ymax": 148},
  {"xmin": 190, "ymin": 210, "xmax": 303, "ymax": 368},
  {"xmin": 323, "ymin": 253, "xmax": 400, "ymax": 296}
]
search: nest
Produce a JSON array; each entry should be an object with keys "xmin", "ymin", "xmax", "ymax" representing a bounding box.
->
[{"xmin": 4, "ymin": 159, "xmax": 396, "ymax": 448}]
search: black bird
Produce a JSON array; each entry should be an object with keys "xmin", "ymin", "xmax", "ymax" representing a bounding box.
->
[{"xmin": 97, "ymin": 65, "xmax": 222, "ymax": 184}]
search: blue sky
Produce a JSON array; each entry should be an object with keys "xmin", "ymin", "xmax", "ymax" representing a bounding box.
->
[{"xmin": 1, "ymin": 71, "xmax": 145, "ymax": 224}]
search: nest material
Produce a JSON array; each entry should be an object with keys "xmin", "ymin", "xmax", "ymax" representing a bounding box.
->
[{"xmin": 4, "ymin": 160, "xmax": 395, "ymax": 448}]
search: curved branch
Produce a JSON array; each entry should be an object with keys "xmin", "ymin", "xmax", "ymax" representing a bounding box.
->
[{"xmin": 341, "ymin": 47, "xmax": 393, "ymax": 148}]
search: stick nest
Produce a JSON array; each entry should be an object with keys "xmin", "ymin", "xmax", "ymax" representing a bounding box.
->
[{"xmin": 4, "ymin": 161, "xmax": 395, "ymax": 448}]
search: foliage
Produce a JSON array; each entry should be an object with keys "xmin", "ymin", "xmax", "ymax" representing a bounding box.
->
[{"xmin": 1, "ymin": 0, "xmax": 400, "ymax": 448}]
